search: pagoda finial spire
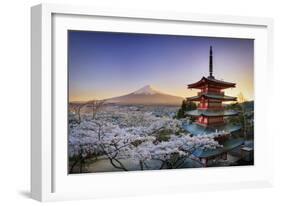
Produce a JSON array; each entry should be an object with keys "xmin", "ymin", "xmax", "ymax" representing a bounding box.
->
[{"xmin": 209, "ymin": 46, "xmax": 214, "ymax": 78}]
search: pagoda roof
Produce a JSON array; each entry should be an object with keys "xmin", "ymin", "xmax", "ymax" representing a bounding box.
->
[
  {"xmin": 183, "ymin": 122, "xmax": 241, "ymax": 135},
  {"xmin": 187, "ymin": 94, "xmax": 237, "ymax": 101},
  {"xmin": 186, "ymin": 109, "xmax": 238, "ymax": 117},
  {"xmin": 188, "ymin": 76, "xmax": 236, "ymax": 89},
  {"xmin": 192, "ymin": 138, "xmax": 244, "ymax": 158}
]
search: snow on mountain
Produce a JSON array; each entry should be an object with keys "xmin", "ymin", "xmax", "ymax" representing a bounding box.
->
[
  {"xmin": 106, "ymin": 85, "xmax": 183, "ymax": 106},
  {"xmin": 132, "ymin": 85, "xmax": 163, "ymax": 95}
]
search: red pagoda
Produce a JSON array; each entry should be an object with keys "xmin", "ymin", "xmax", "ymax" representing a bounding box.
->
[
  {"xmin": 185, "ymin": 46, "xmax": 243, "ymax": 166},
  {"xmin": 185, "ymin": 46, "xmax": 240, "ymax": 134}
]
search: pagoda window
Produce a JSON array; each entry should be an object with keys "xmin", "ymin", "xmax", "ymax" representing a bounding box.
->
[
  {"xmin": 203, "ymin": 117, "xmax": 208, "ymax": 124},
  {"xmin": 199, "ymin": 101, "xmax": 209, "ymax": 109}
]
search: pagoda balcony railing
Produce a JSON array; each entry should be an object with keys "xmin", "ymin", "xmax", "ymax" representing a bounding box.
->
[{"xmin": 198, "ymin": 91, "xmax": 224, "ymax": 96}]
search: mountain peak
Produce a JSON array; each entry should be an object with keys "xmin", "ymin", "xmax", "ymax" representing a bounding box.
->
[
  {"xmin": 107, "ymin": 84, "xmax": 183, "ymax": 105},
  {"xmin": 133, "ymin": 85, "xmax": 161, "ymax": 95}
]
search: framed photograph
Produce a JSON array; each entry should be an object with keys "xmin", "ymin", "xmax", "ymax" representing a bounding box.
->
[{"xmin": 31, "ymin": 3, "xmax": 274, "ymax": 201}]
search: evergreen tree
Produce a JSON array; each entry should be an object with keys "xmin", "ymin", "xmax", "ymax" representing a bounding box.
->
[
  {"xmin": 186, "ymin": 100, "xmax": 197, "ymax": 111},
  {"xmin": 176, "ymin": 100, "xmax": 196, "ymax": 119}
]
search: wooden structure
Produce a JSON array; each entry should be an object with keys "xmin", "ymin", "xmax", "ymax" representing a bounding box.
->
[{"xmin": 184, "ymin": 46, "xmax": 243, "ymax": 166}]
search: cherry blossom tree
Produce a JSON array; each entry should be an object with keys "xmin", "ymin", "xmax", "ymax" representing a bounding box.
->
[
  {"xmin": 69, "ymin": 99, "xmax": 105, "ymax": 124},
  {"xmin": 68, "ymin": 111, "xmax": 224, "ymax": 173}
]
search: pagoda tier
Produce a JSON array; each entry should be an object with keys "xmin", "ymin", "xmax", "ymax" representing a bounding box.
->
[
  {"xmin": 187, "ymin": 93, "xmax": 237, "ymax": 102},
  {"xmin": 188, "ymin": 76, "xmax": 236, "ymax": 89}
]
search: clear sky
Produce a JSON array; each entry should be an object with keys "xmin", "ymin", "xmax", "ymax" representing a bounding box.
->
[{"xmin": 68, "ymin": 30, "xmax": 254, "ymax": 102}]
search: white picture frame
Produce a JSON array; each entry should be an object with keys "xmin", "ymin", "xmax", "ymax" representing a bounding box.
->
[{"xmin": 31, "ymin": 3, "xmax": 274, "ymax": 202}]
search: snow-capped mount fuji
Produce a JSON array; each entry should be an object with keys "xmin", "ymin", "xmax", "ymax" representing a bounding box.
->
[
  {"xmin": 132, "ymin": 85, "xmax": 163, "ymax": 95},
  {"xmin": 107, "ymin": 85, "xmax": 183, "ymax": 105}
]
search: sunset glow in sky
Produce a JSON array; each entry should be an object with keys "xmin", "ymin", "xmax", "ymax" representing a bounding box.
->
[{"xmin": 68, "ymin": 31, "xmax": 254, "ymax": 102}]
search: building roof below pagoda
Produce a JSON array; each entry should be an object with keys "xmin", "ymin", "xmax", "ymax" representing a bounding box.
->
[
  {"xmin": 186, "ymin": 109, "xmax": 238, "ymax": 117},
  {"xmin": 188, "ymin": 76, "xmax": 236, "ymax": 89},
  {"xmin": 187, "ymin": 93, "xmax": 237, "ymax": 101},
  {"xmin": 192, "ymin": 138, "xmax": 244, "ymax": 158},
  {"xmin": 183, "ymin": 122, "xmax": 241, "ymax": 135}
]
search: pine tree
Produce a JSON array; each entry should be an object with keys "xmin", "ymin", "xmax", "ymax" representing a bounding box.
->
[
  {"xmin": 186, "ymin": 100, "xmax": 197, "ymax": 111},
  {"xmin": 176, "ymin": 100, "xmax": 196, "ymax": 119}
]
